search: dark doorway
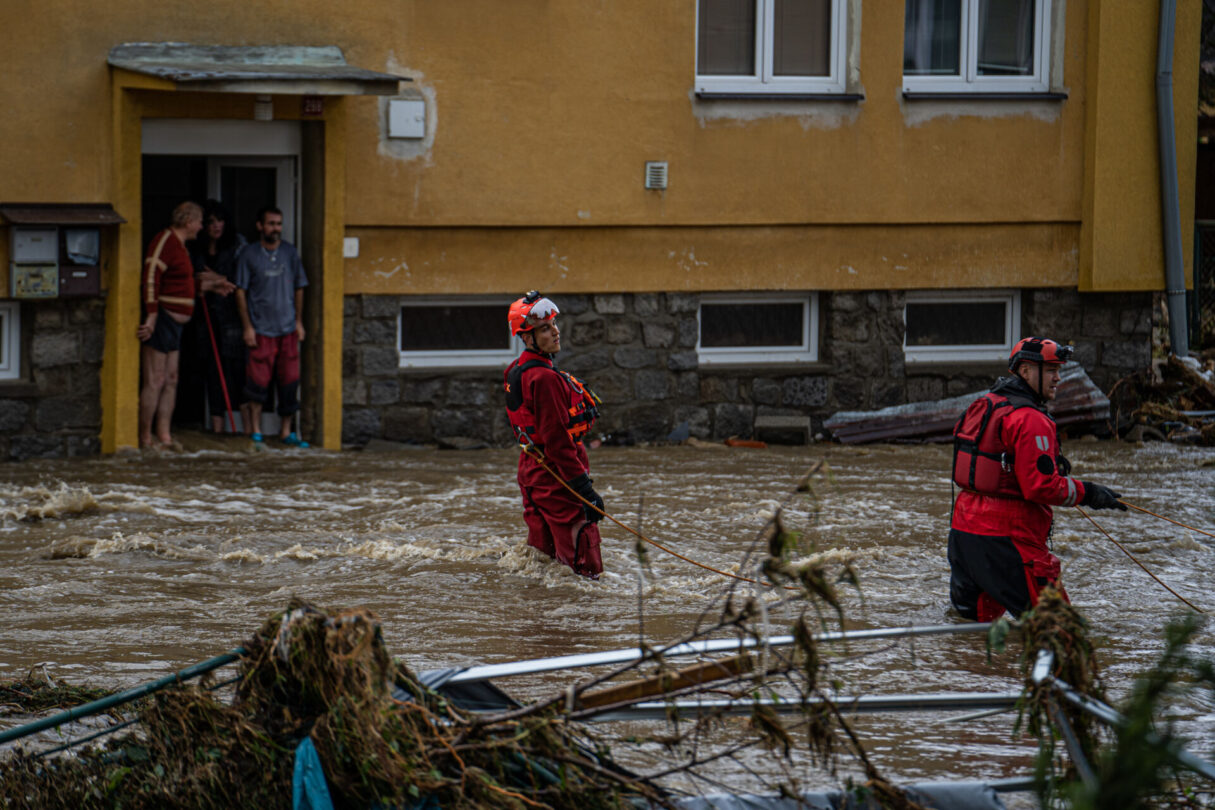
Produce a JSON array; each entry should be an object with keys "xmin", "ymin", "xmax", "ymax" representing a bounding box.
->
[
  {"xmin": 221, "ymin": 165, "xmax": 276, "ymax": 246},
  {"xmin": 141, "ymin": 156, "xmax": 209, "ymax": 429},
  {"xmin": 139, "ymin": 154, "xmax": 293, "ymax": 432}
]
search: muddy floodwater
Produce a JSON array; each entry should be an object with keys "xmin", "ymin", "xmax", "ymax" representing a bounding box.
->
[{"xmin": 1, "ymin": 438, "xmax": 1213, "ymax": 795}]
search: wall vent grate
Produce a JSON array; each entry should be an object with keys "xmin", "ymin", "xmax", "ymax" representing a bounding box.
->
[{"xmin": 644, "ymin": 161, "xmax": 668, "ymax": 190}]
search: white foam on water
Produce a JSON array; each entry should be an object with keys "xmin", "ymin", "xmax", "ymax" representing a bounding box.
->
[
  {"xmin": 82, "ymin": 531, "xmax": 215, "ymax": 561},
  {"xmin": 219, "ymin": 548, "xmax": 267, "ymax": 564},
  {"xmin": 0, "ymin": 483, "xmax": 104, "ymax": 521},
  {"xmin": 274, "ymin": 544, "xmax": 327, "ymax": 561}
]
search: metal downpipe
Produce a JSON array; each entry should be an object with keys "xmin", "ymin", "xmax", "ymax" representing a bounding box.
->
[{"xmin": 1158, "ymin": 0, "xmax": 1190, "ymax": 356}]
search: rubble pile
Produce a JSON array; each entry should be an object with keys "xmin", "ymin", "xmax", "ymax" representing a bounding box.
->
[{"xmin": 1111, "ymin": 353, "xmax": 1215, "ymax": 445}]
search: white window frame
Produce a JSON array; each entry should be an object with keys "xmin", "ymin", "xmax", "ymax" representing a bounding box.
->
[
  {"xmin": 902, "ymin": 0, "xmax": 1051, "ymax": 94},
  {"xmin": 398, "ymin": 297, "xmax": 518, "ymax": 369},
  {"xmin": 0, "ymin": 301, "xmax": 20, "ymax": 380},
  {"xmin": 697, "ymin": 292, "xmax": 819, "ymax": 366},
  {"xmin": 695, "ymin": 0, "xmax": 848, "ymax": 95},
  {"xmin": 903, "ymin": 289, "xmax": 1021, "ymax": 364}
]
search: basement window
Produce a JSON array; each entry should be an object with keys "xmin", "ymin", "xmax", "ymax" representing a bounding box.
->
[
  {"xmin": 0, "ymin": 301, "xmax": 19, "ymax": 380},
  {"xmin": 399, "ymin": 299, "xmax": 516, "ymax": 368},
  {"xmin": 903, "ymin": 289, "xmax": 1020, "ymax": 364},
  {"xmin": 698, "ymin": 293, "xmax": 819, "ymax": 365}
]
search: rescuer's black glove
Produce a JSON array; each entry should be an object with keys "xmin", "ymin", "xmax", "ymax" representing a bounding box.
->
[
  {"xmin": 567, "ymin": 473, "xmax": 604, "ymax": 523},
  {"xmin": 1081, "ymin": 482, "xmax": 1127, "ymax": 511},
  {"xmin": 1056, "ymin": 454, "xmax": 1071, "ymax": 476}
]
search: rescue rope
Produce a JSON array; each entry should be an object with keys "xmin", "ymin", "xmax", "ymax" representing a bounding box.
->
[
  {"xmin": 521, "ymin": 443, "xmax": 799, "ymax": 591},
  {"xmin": 1118, "ymin": 500, "xmax": 1215, "ymax": 541},
  {"xmin": 1073, "ymin": 505, "xmax": 1207, "ymax": 614}
]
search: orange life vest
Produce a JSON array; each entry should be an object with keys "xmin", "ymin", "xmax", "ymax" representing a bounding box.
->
[{"xmin": 504, "ymin": 359, "xmax": 601, "ymax": 447}]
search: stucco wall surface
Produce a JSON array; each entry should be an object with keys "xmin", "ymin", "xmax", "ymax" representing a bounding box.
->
[{"xmin": 0, "ymin": 0, "xmax": 1200, "ymax": 294}]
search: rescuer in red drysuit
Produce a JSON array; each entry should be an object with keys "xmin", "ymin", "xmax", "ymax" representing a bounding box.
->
[
  {"xmin": 948, "ymin": 337, "xmax": 1127, "ymax": 621},
  {"xmin": 503, "ymin": 292, "xmax": 604, "ymax": 579}
]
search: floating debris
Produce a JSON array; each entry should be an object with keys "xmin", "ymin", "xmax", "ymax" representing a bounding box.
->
[
  {"xmin": 0, "ymin": 669, "xmax": 115, "ymax": 718},
  {"xmin": 824, "ymin": 362, "xmax": 1110, "ymax": 444},
  {"xmin": 1111, "ymin": 353, "xmax": 1215, "ymax": 445}
]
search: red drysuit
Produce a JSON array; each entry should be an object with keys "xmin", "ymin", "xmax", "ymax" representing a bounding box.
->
[
  {"xmin": 948, "ymin": 375, "xmax": 1087, "ymax": 621},
  {"xmin": 504, "ymin": 349, "xmax": 602, "ymax": 578}
]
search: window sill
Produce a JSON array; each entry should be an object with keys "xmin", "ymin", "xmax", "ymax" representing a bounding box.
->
[
  {"xmin": 904, "ymin": 360, "xmax": 1006, "ymax": 377},
  {"xmin": 696, "ymin": 92, "xmax": 864, "ymax": 102},
  {"xmin": 699, "ymin": 362, "xmax": 831, "ymax": 376},
  {"xmin": 397, "ymin": 363, "xmax": 510, "ymax": 375},
  {"xmin": 902, "ymin": 90, "xmax": 1068, "ymax": 101}
]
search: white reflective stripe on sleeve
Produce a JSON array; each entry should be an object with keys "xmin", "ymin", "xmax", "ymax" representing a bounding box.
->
[{"xmin": 1064, "ymin": 477, "xmax": 1078, "ymax": 507}]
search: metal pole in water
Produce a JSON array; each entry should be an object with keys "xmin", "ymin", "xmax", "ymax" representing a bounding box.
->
[{"xmin": 0, "ymin": 648, "xmax": 245, "ymax": 746}]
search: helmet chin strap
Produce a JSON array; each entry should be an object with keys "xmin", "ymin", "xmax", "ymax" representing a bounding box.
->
[{"xmin": 520, "ymin": 330, "xmax": 554, "ymax": 359}]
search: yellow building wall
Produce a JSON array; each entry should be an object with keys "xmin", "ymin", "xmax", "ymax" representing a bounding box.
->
[
  {"xmin": 0, "ymin": 0, "xmax": 1202, "ymax": 296},
  {"xmin": 343, "ymin": 1, "xmax": 1088, "ymax": 227},
  {"xmin": 347, "ymin": 223, "xmax": 1080, "ymax": 294},
  {"xmin": 1081, "ymin": 0, "xmax": 1200, "ymax": 291}
]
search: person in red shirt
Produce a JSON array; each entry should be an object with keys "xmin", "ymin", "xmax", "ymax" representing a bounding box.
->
[
  {"xmin": 503, "ymin": 292, "xmax": 604, "ymax": 579},
  {"xmin": 948, "ymin": 337, "xmax": 1127, "ymax": 621},
  {"xmin": 136, "ymin": 201, "xmax": 233, "ymax": 449}
]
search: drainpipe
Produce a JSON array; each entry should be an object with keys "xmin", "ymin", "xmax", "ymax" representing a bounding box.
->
[{"xmin": 1157, "ymin": 0, "xmax": 1190, "ymax": 356}]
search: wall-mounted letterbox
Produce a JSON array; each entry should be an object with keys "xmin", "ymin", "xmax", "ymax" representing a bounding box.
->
[
  {"xmin": 60, "ymin": 228, "xmax": 101, "ymax": 296},
  {"xmin": 1, "ymin": 203, "xmax": 124, "ymax": 300},
  {"xmin": 9, "ymin": 225, "xmax": 102, "ymax": 298}
]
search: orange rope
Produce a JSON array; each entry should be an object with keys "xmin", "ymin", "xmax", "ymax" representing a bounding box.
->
[
  {"xmin": 1074, "ymin": 505, "xmax": 1206, "ymax": 614},
  {"xmin": 1120, "ymin": 500, "xmax": 1215, "ymax": 541},
  {"xmin": 521, "ymin": 443, "xmax": 799, "ymax": 591}
]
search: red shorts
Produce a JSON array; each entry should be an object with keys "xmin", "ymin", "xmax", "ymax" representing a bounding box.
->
[{"xmin": 244, "ymin": 333, "xmax": 300, "ymax": 414}]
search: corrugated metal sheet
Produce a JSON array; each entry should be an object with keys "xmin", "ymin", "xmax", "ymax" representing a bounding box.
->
[{"xmin": 824, "ymin": 362, "xmax": 1110, "ymax": 444}]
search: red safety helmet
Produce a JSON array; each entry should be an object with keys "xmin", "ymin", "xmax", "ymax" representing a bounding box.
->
[
  {"xmin": 508, "ymin": 291, "xmax": 559, "ymax": 337},
  {"xmin": 1008, "ymin": 337, "xmax": 1073, "ymax": 371}
]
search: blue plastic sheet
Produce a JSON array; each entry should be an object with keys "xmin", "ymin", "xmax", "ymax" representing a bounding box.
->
[{"xmin": 293, "ymin": 736, "xmax": 335, "ymax": 810}]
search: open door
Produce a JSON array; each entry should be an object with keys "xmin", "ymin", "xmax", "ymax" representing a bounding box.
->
[
  {"xmin": 206, "ymin": 157, "xmax": 298, "ymax": 246},
  {"xmin": 139, "ymin": 122, "xmax": 303, "ymax": 437}
]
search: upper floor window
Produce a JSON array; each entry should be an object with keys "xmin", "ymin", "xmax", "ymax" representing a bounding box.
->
[
  {"xmin": 903, "ymin": 0, "xmax": 1051, "ymax": 94},
  {"xmin": 0, "ymin": 301, "xmax": 20, "ymax": 381},
  {"xmin": 696, "ymin": 0, "xmax": 847, "ymax": 95}
]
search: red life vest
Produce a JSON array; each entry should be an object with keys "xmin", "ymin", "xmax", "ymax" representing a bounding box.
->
[
  {"xmin": 951, "ymin": 391, "xmax": 1038, "ymax": 498},
  {"xmin": 503, "ymin": 358, "xmax": 601, "ymax": 447}
]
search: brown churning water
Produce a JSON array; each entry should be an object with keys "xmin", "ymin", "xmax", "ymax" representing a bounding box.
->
[{"xmin": 0, "ymin": 440, "xmax": 1212, "ymax": 791}]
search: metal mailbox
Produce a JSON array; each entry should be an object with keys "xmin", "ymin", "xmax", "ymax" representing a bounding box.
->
[{"xmin": 9, "ymin": 225, "xmax": 102, "ymax": 298}]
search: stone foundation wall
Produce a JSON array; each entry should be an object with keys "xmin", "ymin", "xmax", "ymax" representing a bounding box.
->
[
  {"xmin": 341, "ymin": 289, "xmax": 1157, "ymax": 447},
  {"xmin": 0, "ymin": 298, "xmax": 105, "ymax": 460}
]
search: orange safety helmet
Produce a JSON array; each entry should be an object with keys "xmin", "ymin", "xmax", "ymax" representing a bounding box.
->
[
  {"xmin": 1008, "ymin": 336, "xmax": 1073, "ymax": 372},
  {"xmin": 508, "ymin": 291, "xmax": 559, "ymax": 337}
]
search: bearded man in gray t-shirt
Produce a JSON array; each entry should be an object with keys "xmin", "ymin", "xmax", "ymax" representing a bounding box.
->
[{"xmin": 234, "ymin": 206, "xmax": 310, "ymax": 448}]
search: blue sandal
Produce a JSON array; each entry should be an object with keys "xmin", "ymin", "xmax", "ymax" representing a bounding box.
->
[
  {"xmin": 251, "ymin": 433, "xmax": 264, "ymax": 443},
  {"xmin": 281, "ymin": 432, "xmax": 310, "ymax": 448}
]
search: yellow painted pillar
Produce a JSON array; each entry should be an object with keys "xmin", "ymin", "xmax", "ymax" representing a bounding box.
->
[
  {"xmin": 101, "ymin": 79, "xmax": 146, "ymax": 453},
  {"xmin": 320, "ymin": 99, "xmax": 347, "ymax": 450}
]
